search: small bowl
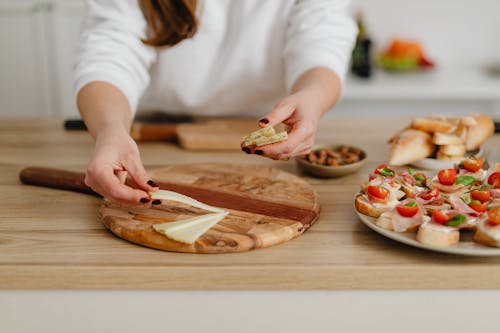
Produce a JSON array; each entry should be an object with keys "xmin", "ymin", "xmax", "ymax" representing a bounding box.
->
[{"xmin": 295, "ymin": 144, "xmax": 367, "ymax": 178}]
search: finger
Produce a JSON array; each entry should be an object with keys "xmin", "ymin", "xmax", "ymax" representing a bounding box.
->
[
  {"xmin": 258, "ymin": 100, "xmax": 296, "ymax": 127},
  {"xmin": 90, "ymin": 166, "xmax": 150, "ymax": 206},
  {"xmin": 116, "ymin": 170, "xmax": 128, "ymax": 184},
  {"xmin": 124, "ymin": 158, "xmax": 159, "ymax": 192},
  {"xmin": 257, "ymin": 122, "xmax": 313, "ymax": 158}
]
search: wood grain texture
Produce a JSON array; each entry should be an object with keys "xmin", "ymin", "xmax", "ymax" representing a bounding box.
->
[
  {"xmin": 2, "ymin": 118, "xmax": 500, "ymax": 289},
  {"xmin": 177, "ymin": 119, "xmax": 257, "ymax": 150},
  {"xmin": 101, "ymin": 163, "xmax": 320, "ymax": 253}
]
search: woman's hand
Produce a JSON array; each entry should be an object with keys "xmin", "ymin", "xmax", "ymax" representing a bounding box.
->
[
  {"xmin": 242, "ymin": 91, "xmax": 319, "ymax": 160},
  {"xmin": 241, "ymin": 67, "xmax": 342, "ymax": 160},
  {"xmin": 84, "ymin": 125, "xmax": 159, "ymax": 206}
]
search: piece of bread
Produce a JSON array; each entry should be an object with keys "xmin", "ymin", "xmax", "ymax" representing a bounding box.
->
[
  {"xmin": 375, "ymin": 211, "xmax": 423, "ymax": 232},
  {"xmin": 411, "ymin": 117, "xmax": 456, "ymax": 134},
  {"xmin": 460, "ymin": 116, "xmax": 478, "ymax": 127},
  {"xmin": 432, "ymin": 133, "xmax": 463, "ymax": 145},
  {"xmin": 436, "ymin": 151, "xmax": 463, "ymax": 161},
  {"xmin": 465, "ymin": 114, "xmax": 494, "ymax": 151},
  {"xmin": 439, "ymin": 144, "xmax": 466, "ymax": 156},
  {"xmin": 354, "ymin": 194, "xmax": 393, "ymax": 218},
  {"xmin": 389, "ymin": 129, "xmax": 434, "ymax": 166},
  {"xmin": 473, "ymin": 219, "xmax": 500, "ymax": 247},
  {"xmin": 416, "ymin": 222, "xmax": 460, "ymax": 246},
  {"xmin": 454, "ymin": 122, "xmax": 468, "ymax": 142},
  {"xmin": 375, "ymin": 211, "xmax": 394, "ymax": 231}
]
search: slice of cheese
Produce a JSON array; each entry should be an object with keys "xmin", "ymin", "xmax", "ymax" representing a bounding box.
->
[
  {"xmin": 152, "ymin": 212, "xmax": 228, "ymax": 244},
  {"xmin": 255, "ymin": 131, "xmax": 288, "ymax": 146},
  {"xmin": 149, "ymin": 190, "xmax": 225, "ymax": 213}
]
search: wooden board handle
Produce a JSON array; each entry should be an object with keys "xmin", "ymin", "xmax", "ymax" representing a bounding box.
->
[
  {"xmin": 19, "ymin": 167, "xmax": 98, "ymax": 196},
  {"xmin": 130, "ymin": 123, "xmax": 178, "ymax": 141}
]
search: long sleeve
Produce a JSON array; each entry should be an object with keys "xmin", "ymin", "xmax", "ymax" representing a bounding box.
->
[
  {"xmin": 284, "ymin": 0, "xmax": 357, "ymax": 92},
  {"xmin": 73, "ymin": 0, "xmax": 156, "ymax": 113}
]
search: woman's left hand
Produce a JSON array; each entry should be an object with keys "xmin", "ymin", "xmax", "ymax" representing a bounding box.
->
[{"xmin": 241, "ymin": 91, "xmax": 320, "ymax": 160}]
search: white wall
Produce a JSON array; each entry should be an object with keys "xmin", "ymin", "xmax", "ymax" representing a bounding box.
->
[
  {"xmin": 349, "ymin": 0, "xmax": 500, "ymax": 67},
  {"xmin": 0, "ymin": 0, "xmax": 499, "ymax": 118}
]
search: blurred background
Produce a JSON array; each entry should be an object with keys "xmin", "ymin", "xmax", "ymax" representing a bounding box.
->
[{"xmin": 0, "ymin": 0, "xmax": 499, "ymax": 119}]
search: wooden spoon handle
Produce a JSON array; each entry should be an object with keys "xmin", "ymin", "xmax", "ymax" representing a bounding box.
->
[{"xmin": 19, "ymin": 167, "xmax": 98, "ymax": 196}]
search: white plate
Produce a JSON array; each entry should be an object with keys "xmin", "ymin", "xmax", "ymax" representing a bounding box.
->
[
  {"xmin": 411, "ymin": 147, "xmax": 484, "ymax": 170},
  {"xmin": 355, "ymin": 209, "xmax": 500, "ymax": 256}
]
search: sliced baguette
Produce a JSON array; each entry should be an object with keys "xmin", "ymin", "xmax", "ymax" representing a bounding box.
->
[
  {"xmin": 411, "ymin": 117, "xmax": 456, "ymax": 134},
  {"xmin": 436, "ymin": 151, "xmax": 464, "ymax": 161},
  {"xmin": 354, "ymin": 194, "xmax": 393, "ymax": 218},
  {"xmin": 417, "ymin": 222, "xmax": 460, "ymax": 247},
  {"xmin": 465, "ymin": 114, "xmax": 494, "ymax": 151},
  {"xmin": 438, "ymin": 144, "xmax": 466, "ymax": 157},
  {"xmin": 389, "ymin": 129, "xmax": 434, "ymax": 166},
  {"xmin": 432, "ymin": 133, "xmax": 463, "ymax": 145}
]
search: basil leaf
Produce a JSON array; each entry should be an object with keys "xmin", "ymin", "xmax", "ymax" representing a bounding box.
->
[
  {"xmin": 405, "ymin": 201, "xmax": 417, "ymax": 207},
  {"xmin": 455, "ymin": 175, "xmax": 475, "ymax": 186},
  {"xmin": 462, "ymin": 196, "xmax": 472, "ymax": 204},
  {"xmin": 445, "ymin": 214, "xmax": 466, "ymax": 227},
  {"xmin": 379, "ymin": 167, "xmax": 395, "ymax": 177}
]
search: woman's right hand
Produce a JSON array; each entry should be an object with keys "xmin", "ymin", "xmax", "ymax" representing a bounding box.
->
[{"xmin": 84, "ymin": 125, "xmax": 159, "ymax": 206}]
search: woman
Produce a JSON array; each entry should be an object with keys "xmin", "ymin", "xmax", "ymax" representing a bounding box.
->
[{"xmin": 75, "ymin": 0, "xmax": 356, "ymax": 206}]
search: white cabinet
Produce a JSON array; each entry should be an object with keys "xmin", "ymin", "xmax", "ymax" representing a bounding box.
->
[
  {"xmin": 0, "ymin": 1, "xmax": 52, "ymax": 117},
  {"xmin": 0, "ymin": 0, "xmax": 84, "ymax": 117},
  {"xmin": 48, "ymin": 1, "xmax": 85, "ymax": 117}
]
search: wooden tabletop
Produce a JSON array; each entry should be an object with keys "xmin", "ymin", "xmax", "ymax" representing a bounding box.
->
[{"xmin": 1, "ymin": 117, "xmax": 500, "ymax": 290}]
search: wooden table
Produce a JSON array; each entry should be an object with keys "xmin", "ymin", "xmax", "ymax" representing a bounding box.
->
[{"xmin": 1, "ymin": 117, "xmax": 500, "ymax": 290}]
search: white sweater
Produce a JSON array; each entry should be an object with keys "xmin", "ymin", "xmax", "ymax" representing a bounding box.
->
[{"xmin": 74, "ymin": 0, "xmax": 356, "ymax": 117}]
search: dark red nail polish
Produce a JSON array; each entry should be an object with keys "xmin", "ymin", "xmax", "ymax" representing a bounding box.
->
[
  {"xmin": 151, "ymin": 199, "xmax": 162, "ymax": 205},
  {"xmin": 147, "ymin": 180, "xmax": 158, "ymax": 187},
  {"xmin": 140, "ymin": 197, "xmax": 150, "ymax": 203},
  {"xmin": 242, "ymin": 147, "xmax": 251, "ymax": 154},
  {"xmin": 259, "ymin": 118, "xmax": 269, "ymax": 124},
  {"xmin": 255, "ymin": 150, "xmax": 264, "ymax": 155}
]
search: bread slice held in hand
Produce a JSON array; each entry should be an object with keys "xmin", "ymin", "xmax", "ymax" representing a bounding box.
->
[
  {"xmin": 242, "ymin": 126, "xmax": 288, "ymax": 147},
  {"xmin": 389, "ymin": 129, "xmax": 434, "ymax": 166}
]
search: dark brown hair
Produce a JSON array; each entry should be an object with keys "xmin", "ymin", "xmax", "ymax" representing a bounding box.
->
[{"xmin": 139, "ymin": 0, "xmax": 198, "ymax": 47}]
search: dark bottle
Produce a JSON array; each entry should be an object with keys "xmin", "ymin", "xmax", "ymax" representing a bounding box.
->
[{"xmin": 351, "ymin": 11, "xmax": 372, "ymax": 78}]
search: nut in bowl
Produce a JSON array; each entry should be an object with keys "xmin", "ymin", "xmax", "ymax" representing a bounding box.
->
[{"xmin": 295, "ymin": 144, "xmax": 367, "ymax": 178}]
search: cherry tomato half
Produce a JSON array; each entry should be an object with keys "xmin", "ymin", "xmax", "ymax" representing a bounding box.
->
[
  {"xmin": 470, "ymin": 190, "xmax": 491, "ymax": 203},
  {"xmin": 396, "ymin": 203, "xmax": 419, "ymax": 217},
  {"xmin": 461, "ymin": 157, "xmax": 484, "ymax": 173},
  {"xmin": 367, "ymin": 185, "xmax": 389, "ymax": 201},
  {"xmin": 488, "ymin": 172, "xmax": 500, "ymax": 189},
  {"xmin": 438, "ymin": 169, "xmax": 457, "ymax": 186},
  {"xmin": 488, "ymin": 206, "xmax": 500, "ymax": 225},
  {"xmin": 432, "ymin": 210, "xmax": 450, "ymax": 224},
  {"xmin": 419, "ymin": 188, "xmax": 439, "ymax": 201},
  {"xmin": 469, "ymin": 201, "xmax": 488, "ymax": 213}
]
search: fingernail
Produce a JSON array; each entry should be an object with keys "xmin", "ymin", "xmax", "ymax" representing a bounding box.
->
[
  {"xmin": 255, "ymin": 150, "xmax": 264, "ymax": 155},
  {"xmin": 151, "ymin": 199, "xmax": 162, "ymax": 205},
  {"xmin": 140, "ymin": 197, "xmax": 150, "ymax": 203},
  {"xmin": 242, "ymin": 147, "xmax": 251, "ymax": 154},
  {"xmin": 259, "ymin": 118, "xmax": 269, "ymax": 124},
  {"xmin": 147, "ymin": 180, "xmax": 158, "ymax": 187}
]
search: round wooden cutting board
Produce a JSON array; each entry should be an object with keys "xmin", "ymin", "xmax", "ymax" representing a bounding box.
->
[{"xmin": 100, "ymin": 163, "xmax": 320, "ymax": 253}]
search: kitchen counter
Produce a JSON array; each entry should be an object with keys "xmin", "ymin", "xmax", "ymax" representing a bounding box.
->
[{"xmin": 1, "ymin": 117, "xmax": 500, "ymax": 290}]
